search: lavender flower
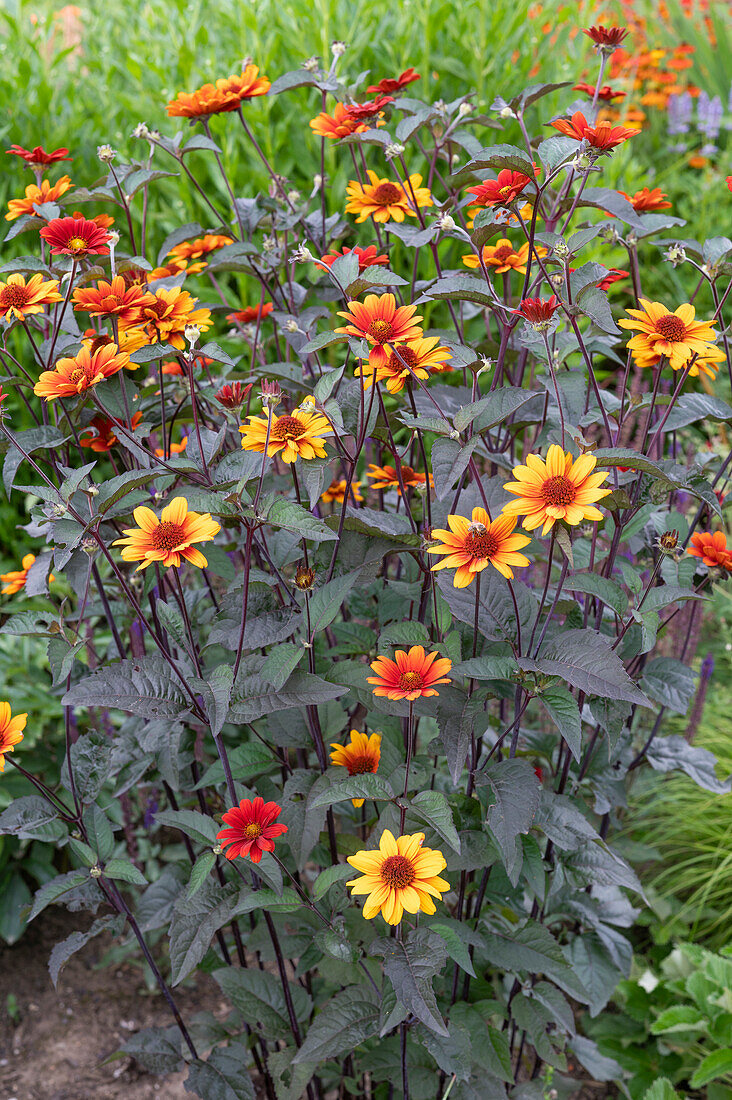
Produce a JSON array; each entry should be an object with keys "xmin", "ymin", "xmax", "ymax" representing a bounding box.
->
[
  {"xmin": 696, "ymin": 91, "xmax": 723, "ymax": 149},
  {"xmin": 667, "ymin": 91, "xmax": 693, "ymax": 136}
]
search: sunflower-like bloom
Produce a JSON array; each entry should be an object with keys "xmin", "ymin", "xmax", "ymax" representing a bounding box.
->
[
  {"xmin": 368, "ymin": 645, "xmax": 452, "ymax": 701},
  {"xmin": 5, "ymin": 175, "xmax": 73, "ymax": 221},
  {"xmin": 72, "ymin": 276, "xmax": 155, "ymax": 325},
  {"xmin": 336, "ymin": 294, "xmax": 423, "ymax": 369},
  {"xmin": 688, "ymin": 531, "xmax": 732, "ymax": 571},
  {"xmin": 310, "ymin": 102, "xmax": 368, "ymax": 140},
  {"xmin": 345, "ymin": 170, "xmax": 432, "ymax": 224},
  {"xmin": 428, "ymin": 508, "xmax": 531, "ymax": 586},
  {"xmin": 239, "ymin": 408, "xmax": 331, "ymax": 464},
  {"xmin": 166, "ymin": 233, "xmax": 233, "ymax": 269},
  {"xmin": 366, "ymin": 464, "xmax": 433, "ymax": 492},
  {"xmin": 347, "ymin": 830, "xmax": 449, "ymax": 925},
  {"xmin": 0, "ymin": 273, "xmax": 63, "ymax": 323},
  {"xmin": 356, "ymin": 336, "xmax": 452, "ymax": 394},
  {"xmin": 321, "ymin": 479, "xmax": 363, "ymax": 504},
  {"xmin": 330, "ymin": 730, "xmax": 381, "ymax": 806},
  {"xmin": 216, "ymin": 796, "xmax": 287, "ymax": 863},
  {"xmin": 502, "ymin": 445, "xmax": 611, "ymax": 535},
  {"xmin": 130, "ymin": 286, "xmax": 212, "ymax": 349},
  {"xmin": 463, "ymin": 238, "xmax": 544, "ymax": 275},
  {"xmin": 80, "ymin": 412, "xmax": 142, "ymax": 452},
  {"xmin": 465, "ymin": 169, "xmax": 534, "ymax": 209},
  {"xmin": 39, "ymin": 216, "xmax": 111, "ymax": 257},
  {"xmin": 1, "ymin": 553, "xmax": 54, "ymax": 595},
  {"xmin": 618, "ymin": 299, "xmax": 719, "ymax": 373},
  {"xmin": 34, "ymin": 342, "xmax": 129, "ymax": 400},
  {"xmin": 0, "ymin": 703, "xmax": 26, "ymax": 771},
  {"xmin": 113, "ymin": 496, "xmax": 220, "ymax": 572},
  {"xmin": 619, "ymin": 186, "xmax": 671, "ymax": 212},
  {"xmin": 318, "ymin": 245, "xmax": 389, "ymax": 271},
  {"xmin": 167, "ymin": 66, "xmax": 270, "ymax": 118},
  {"xmin": 551, "ymin": 111, "xmax": 639, "ymax": 149}
]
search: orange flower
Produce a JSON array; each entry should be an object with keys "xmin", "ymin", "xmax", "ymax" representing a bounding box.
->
[
  {"xmin": 356, "ymin": 336, "xmax": 452, "ymax": 393},
  {"xmin": 131, "ymin": 286, "xmax": 212, "ymax": 349},
  {"xmin": 501, "ymin": 445, "xmax": 611, "ymax": 535},
  {"xmin": 70, "ymin": 210, "xmax": 115, "ymax": 230},
  {"xmin": 318, "ymin": 245, "xmax": 389, "ymax": 271},
  {"xmin": 551, "ymin": 111, "xmax": 639, "ymax": 149},
  {"xmin": 219, "ymin": 66, "xmax": 271, "ymax": 102},
  {"xmin": 1, "ymin": 553, "xmax": 54, "ymax": 595},
  {"xmin": 345, "ymin": 170, "xmax": 432, "ymax": 224},
  {"xmin": 113, "ymin": 496, "xmax": 220, "ymax": 572},
  {"xmin": 0, "ymin": 703, "xmax": 26, "ymax": 771},
  {"xmin": 619, "ymin": 187, "xmax": 672, "ymax": 212},
  {"xmin": 618, "ymin": 299, "xmax": 719, "ymax": 372},
  {"xmin": 310, "ymin": 102, "xmax": 368, "ymax": 140},
  {"xmin": 72, "ymin": 276, "xmax": 155, "ymax": 325},
  {"xmin": 347, "ymin": 830, "xmax": 449, "ymax": 925},
  {"xmin": 336, "ymin": 293, "xmax": 423, "ymax": 369},
  {"xmin": 330, "ymin": 730, "xmax": 381, "ymax": 805},
  {"xmin": 574, "ymin": 82, "xmax": 626, "ymax": 101},
  {"xmin": 0, "ymin": 273, "xmax": 63, "ymax": 323},
  {"xmin": 367, "ymin": 68, "xmax": 421, "ymax": 95},
  {"xmin": 34, "ymin": 342, "xmax": 129, "ymax": 400},
  {"xmin": 688, "ymin": 531, "xmax": 732, "ymax": 571},
  {"xmin": 40, "ymin": 216, "xmax": 111, "ymax": 257},
  {"xmin": 321, "ymin": 479, "xmax": 363, "ymax": 504},
  {"xmin": 368, "ymin": 646, "xmax": 452, "ymax": 701},
  {"xmin": 428, "ymin": 508, "xmax": 531, "ymax": 586},
  {"xmin": 167, "ymin": 66, "xmax": 269, "ymax": 118},
  {"xmin": 227, "ymin": 302, "xmax": 273, "ymax": 325},
  {"xmin": 463, "ymin": 238, "xmax": 541, "ymax": 275},
  {"xmin": 155, "ymin": 436, "xmax": 188, "ymax": 457},
  {"xmin": 465, "ymin": 169, "xmax": 534, "ymax": 209},
  {"xmin": 239, "ymin": 408, "xmax": 331, "ymax": 464},
  {"xmin": 366, "ymin": 464, "xmax": 433, "ymax": 492},
  {"xmin": 80, "ymin": 412, "xmax": 142, "ymax": 451},
  {"xmin": 5, "ymin": 175, "xmax": 73, "ymax": 221},
  {"xmin": 166, "ymin": 233, "xmax": 233, "ymax": 268}
]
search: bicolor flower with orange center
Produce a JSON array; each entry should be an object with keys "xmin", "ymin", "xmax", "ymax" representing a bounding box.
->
[
  {"xmin": 366, "ymin": 464, "xmax": 433, "ymax": 493},
  {"xmin": 34, "ymin": 342, "xmax": 129, "ymax": 400},
  {"xmin": 356, "ymin": 336, "xmax": 452, "ymax": 393},
  {"xmin": 1, "ymin": 553, "xmax": 54, "ymax": 595},
  {"xmin": 428, "ymin": 508, "xmax": 531, "ymax": 586},
  {"xmin": 345, "ymin": 170, "xmax": 432, "ymax": 224},
  {"xmin": 72, "ymin": 277, "xmax": 155, "ymax": 325},
  {"xmin": 688, "ymin": 531, "xmax": 732, "ymax": 571},
  {"xmin": 318, "ymin": 245, "xmax": 389, "ymax": 271},
  {"xmin": 551, "ymin": 112, "xmax": 639, "ymax": 149},
  {"xmin": 618, "ymin": 300, "xmax": 719, "ymax": 372},
  {"xmin": 113, "ymin": 496, "xmax": 220, "ymax": 572},
  {"xmin": 40, "ymin": 216, "xmax": 111, "ymax": 257},
  {"xmin": 0, "ymin": 273, "xmax": 63, "ymax": 323},
  {"xmin": 80, "ymin": 412, "xmax": 142, "ymax": 452},
  {"xmin": 368, "ymin": 645, "xmax": 452, "ymax": 701},
  {"xmin": 5, "ymin": 175, "xmax": 73, "ymax": 221},
  {"xmin": 216, "ymin": 797, "xmax": 287, "ymax": 863},
  {"xmin": 321, "ymin": 479, "xmax": 363, "ymax": 504},
  {"xmin": 619, "ymin": 187, "xmax": 671, "ymax": 212},
  {"xmin": 131, "ymin": 286, "xmax": 212, "ymax": 349},
  {"xmin": 0, "ymin": 703, "xmax": 26, "ymax": 771},
  {"xmin": 310, "ymin": 102, "xmax": 368, "ymax": 140},
  {"xmin": 7, "ymin": 145, "xmax": 72, "ymax": 167},
  {"xmin": 465, "ymin": 168, "xmax": 535, "ymax": 209},
  {"xmin": 227, "ymin": 302, "xmax": 273, "ymax": 326},
  {"xmin": 463, "ymin": 239, "xmax": 540, "ymax": 276},
  {"xmin": 166, "ymin": 233, "xmax": 233, "ymax": 268},
  {"xmin": 330, "ymin": 730, "xmax": 381, "ymax": 806},
  {"xmin": 502, "ymin": 445, "xmax": 611, "ymax": 535},
  {"xmin": 346, "ymin": 830, "xmax": 449, "ymax": 925},
  {"xmin": 336, "ymin": 294, "xmax": 423, "ymax": 369},
  {"xmin": 239, "ymin": 408, "xmax": 331, "ymax": 464}
]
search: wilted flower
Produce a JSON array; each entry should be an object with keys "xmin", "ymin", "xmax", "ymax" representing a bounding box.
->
[{"xmin": 214, "ymin": 381, "xmax": 251, "ymax": 409}]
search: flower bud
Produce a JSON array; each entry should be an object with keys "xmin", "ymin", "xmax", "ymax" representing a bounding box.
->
[
  {"xmin": 90, "ymin": 865, "xmax": 102, "ymax": 878},
  {"xmin": 284, "ymin": 319, "xmax": 299, "ymax": 333},
  {"xmin": 97, "ymin": 144, "xmax": 116, "ymax": 163},
  {"xmin": 107, "ymin": 230, "xmax": 121, "ymax": 248},
  {"xmin": 302, "ymin": 56, "xmax": 320, "ymax": 72},
  {"xmin": 458, "ymin": 102, "xmax": 472, "ymax": 117},
  {"xmin": 185, "ymin": 324, "xmax": 200, "ymax": 348},
  {"xmin": 436, "ymin": 212, "xmax": 456, "ymax": 232},
  {"xmin": 385, "ymin": 142, "xmax": 406, "ymax": 159},
  {"xmin": 499, "ymin": 106, "xmax": 514, "ymax": 118},
  {"xmin": 331, "ymin": 40, "xmax": 347, "ymax": 58},
  {"xmin": 291, "ymin": 244, "xmax": 314, "ymax": 263},
  {"xmin": 132, "ymin": 122, "xmax": 151, "ymax": 139},
  {"xmin": 260, "ymin": 379, "xmax": 282, "ymax": 408}
]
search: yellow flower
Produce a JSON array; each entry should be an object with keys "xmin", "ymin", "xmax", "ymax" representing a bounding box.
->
[
  {"xmin": 618, "ymin": 299, "xmax": 720, "ymax": 372},
  {"xmin": 428, "ymin": 508, "xmax": 530, "ymax": 586},
  {"xmin": 501, "ymin": 445, "xmax": 611, "ymax": 535},
  {"xmin": 1, "ymin": 553, "xmax": 55, "ymax": 595},
  {"xmin": 356, "ymin": 336, "xmax": 452, "ymax": 394},
  {"xmin": 321, "ymin": 480, "xmax": 363, "ymax": 504},
  {"xmin": 239, "ymin": 408, "xmax": 331, "ymax": 464},
  {"xmin": 347, "ymin": 829, "xmax": 449, "ymax": 925},
  {"xmin": 0, "ymin": 702, "xmax": 26, "ymax": 771},
  {"xmin": 330, "ymin": 730, "xmax": 381, "ymax": 806},
  {"xmin": 112, "ymin": 496, "xmax": 220, "ymax": 572},
  {"xmin": 345, "ymin": 170, "xmax": 432, "ymax": 224},
  {"xmin": 0, "ymin": 273, "xmax": 63, "ymax": 323}
]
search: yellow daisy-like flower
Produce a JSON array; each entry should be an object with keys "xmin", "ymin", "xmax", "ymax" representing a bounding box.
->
[
  {"xmin": 0, "ymin": 702, "xmax": 27, "ymax": 772},
  {"xmin": 501, "ymin": 445, "xmax": 611, "ymax": 535},
  {"xmin": 239, "ymin": 408, "xmax": 331, "ymax": 464},
  {"xmin": 428, "ymin": 508, "xmax": 531, "ymax": 586},
  {"xmin": 618, "ymin": 299, "xmax": 720, "ymax": 372},
  {"xmin": 345, "ymin": 170, "xmax": 433, "ymax": 224},
  {"xmin": 34, "ymin": 342, "xmax": 130, "ymax": 401},
  {"xmin": 0, "ymin": 273, "xmax": 63, "ymax": 323},
  {"xmin": 330, "ymin": 729, "xmax": 381, "ymax": 806},
  {"xmin": 355, "ymin": 336, "xmax": 452, "ymax": 394},
  {"xmin": 112, "ymin": 496, "xmax": 220, "ymax": 572},
  {"xmin": 321, "ymin": 479, "xmax": 363, "ymax": 504},
  {"xmin": 462, "ymin": 238, "xmax": 544, "ymax": 276},
  {"xmin": 347, "ymin": 829, "xmax": 449, "ymax": 925},
  {"xmin": 1, "ymin": 553, "xmax": 55, "ymax": 595}
]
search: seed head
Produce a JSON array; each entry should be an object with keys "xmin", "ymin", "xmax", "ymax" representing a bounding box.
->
[{"xmin": 295, "ymin": 564, "xmax": 315, "ymax": 590}]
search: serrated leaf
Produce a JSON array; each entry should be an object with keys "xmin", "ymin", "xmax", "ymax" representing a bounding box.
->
[
  {"xmin": 521, "ymin": 629, "xmax": 649, "ymax": 706},
  {"xmin": 184, "ymin": 1043, "xmax": 256, "ymax": 1100},
  {"xmin": 294, "ymin": 986, "xmax": 381, "ymax": 1063},
  {"xmin": 154, "ymin": 809, "xmax": 219, "ymax": 847},
  {"xmin": 539, "ymin": 686, "xmax": 582, "ymax": 761},
  {"xmin": 312, "ymin": 863, "xmax": 353, "ymax": 902},
  {"xmin": 63, "ymin": 656, "xmax": 191, "ymax": 719},
  {"xmin": 408, "ymin": 790, "xmax": 461, "ymax": 852},
  {"xmin": 308, "ymin": 773, "xmax": 395, "ymax": 808},
  {"xmin": 28, "ymin": 870, "xmax": 90, "ymax": 921},
  {"xmin": 103, "ymin": 859, "xmax": 148, "ymax": 885},
  {"xmin": 483, "ymin": 759, "xmax": 540, "ymax": 884},
  {"xmin": 370, "ymin": 928, "xmax": 448, "ymax": 1036},
  {"xmin": 214, "ymin": 966, "xmax": 311, "ymax": 1038},
  {"xmin": 121, "ymin": 1027, "xmax": 183, "ymax": 1075},
  {"xmin": 431, "ymin": 437, "xmax": 479, "ymax": 500},
  {"xmin": 49, "ymin": 915, "xmax": 123, "ymax": 989},
  {"xmin": 645, "ymin": 735, "xmax": 731, "ymax": 794}
]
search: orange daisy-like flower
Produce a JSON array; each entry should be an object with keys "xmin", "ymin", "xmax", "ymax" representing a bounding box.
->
[
  {"xmin": 166, "ymin": 66, "xmax": 269, "ymax": 118},
  {"xmin": 428, "ymin": 508, "xmax": 531, "ymax": 586},
  {"xmin": 347, "ymin": 830, "xmax": 449, "ymax": 925},
  {"xmin": 367, "ymin": 68, "xmax": 421, "ymax": 95},
  {"xmin": 239, "ymin": 408, "xmax": 331, "ymax": 464},
  {"xmin": 227, "ymin": 302, "xmax": 273, "ymax": 325},
  {"xmin": 618, "ymin": 299, "xmax": 719, "ymax": 372},
  {"xmin": 356, "ymin": 336, "xmax": 452, "ymax": 393},
  {"xmin": 113, "ymin": 496, "xmax": 220, "ymax": 572},
  {"xmin": 1, "ymin": 553, "xmax": 54, "ymax": 595},
  {"xmin": 132, "ymin": 286, "xmax": 212, "ymax": 349},
  {"xmin": 0, "ymin": 703, "xmax": 27, "ymax": 771},
  {"xmin": 155, "ymin": 436, "xmax": 188, "ymax": 457},
  {"xmin": 5, "ymin": 175, "xmax": 73, "ymax": 221},
  {"xmin": 70, "ymin": 211, "xmax": 115, "ymax": 230},
  {"xmin": 574, "ymin": 82, "xmax": 626, "ymax": 101},
  {"xmin": 551, "ymin": 111, "xmax": 639, "ymax": 149},
  {"xmin": 0, "ymin": 273, "xmax": 63, "ymax": 323},
  {"xmin": 80, "ymin": 412, "xmax": 142, "ymax": 452},
  {"xmin": 72, "ymin": 276, "xmax": 155, "ymax": 325},
  {"xmin": 336, "ymin": 293, "xmax": 423, "ymax": 369},
  {"xmin": 318, "ymin": 245, "xmax": 389, "ymax": 271},
  {"xmin": 366, "ymin": 464, "xmax": 433, "ymax": 492},
  {"xmin": 368, "ymin": 645, "xmax": 452, "ymax": 701},
  {"xmin": 310, "ymin": 102, "xmax": 368, "ymax": 140},
  {"xmin": 166, "ymin": 233, "xmax": 233, "ymax": 268},
  {"xmin": 463, "ymin": 239, "xmax": 541, "ymax": 276},
  {"xmin": 321, "ymin": 479, "xmax": 363, "ymax": 504},
  {"xmin": 7, "ymin": 145, "xmax": 71, "ymax": 167},
  {"xmin": 502, "ymin": 445, "xmax": 611, "ymax": 535},
  {"xmin": 216, "ymin": 796, "xmax": 287, "ymax": 863},
  {"xmin": 465, "ymin": 169, "xmax": 534, "ymax": 209},
  {"xmin": 688, "ymin": 531, "xmax": 732, "ymax": 571},
  {"xmin": 219, "ymin": 66, "xmax": 271, "ymax": 103},
  {"xmin": 40, "ymin": 216, "xmax": 111, "ymax": 257},
  {"xmin": 619, "ymin": 186, "xmax": 672, "ymax": 212},
  {"xmin": 330, "ymin": 730, "xmax": 381, "ymax": 805},
  {"xmin": 34, "ymin": 342, "xmax": 129, "ymax": 400},
  {"xmin": 345, "ymin": 170, "xmax": 433, "ymax": 224}
]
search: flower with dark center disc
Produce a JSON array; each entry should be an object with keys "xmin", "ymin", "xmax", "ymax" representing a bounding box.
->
[
  {"xmin": 428, "ymin": 507, "xmax": 531, "ymax": 586},
  {"xmin": 368, "ymin": 645, "xmax": 452, "ymax": 701},
  {"xmin": 346, "ymin": 829, "xmax": 449, "ymax": 925},
  {"xmin": 112, "ymin": 496, "xmax": 220, "ymax": 572},
  {"xmin": 330, "ymin": 730, "xmax": 382, "ymax": 805},
  {"xmin": 501, "ymin": 444, "xmax": 611, "ymax": 535}
]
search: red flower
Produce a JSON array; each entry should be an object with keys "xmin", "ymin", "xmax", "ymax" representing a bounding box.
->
[
  {"xmin": 597, "ymin": 268, "xmax": 629, "ymax": 291},
  {"xmin": 573, "ymin": 82, "xmax": 626, "ymax": 102},
  {"xmin": 318, "ymin": 244, "xmax": 389, "ymax": 271},
  {"xmin": 40, "ymin": 216, "xmax": 111, "ymax": 257},
  {"xmin": 513, "ymin": 295, "xmax": 559, "ymax": 326},
  {"xmin": 216, "ymin": 797, "xmax": 288, "ymax": 863},
  {"xmin": 226, "ymin": 302, "xmax": 273, "ymax": 325},
  {"xmin": 7, "ymin": 145, "xmax": 72, "ymax": 167},
  {"xmin": 619, "ymin": 187, "xmax": 672, "ymax": 212},
  {"xmin": 466, "ymin": 168, "xmax": 534, "ymax": 208},
  {"xmin": 367, "ymin": 68, "xmax": 420, "ymax": 95},
  {"xmin": 727, "ymin": 176, "xmax": 732, "ymax": 192},
  {"xmin": 583, "ymin": 25, "xmax": 629, "ymax": 49},
  {"xmin": 345, "ymin": 95, "xmax": 394, "ymax": 120},
  {"xmin": 551, "ymin": 111, "xmax": 639, "ymax": 150},
  {"xmin": 215, "ymin": 381, "xmax": 252, "ymax": 409}
]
